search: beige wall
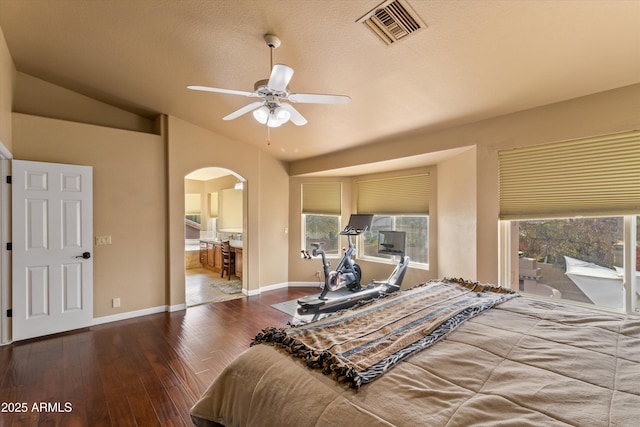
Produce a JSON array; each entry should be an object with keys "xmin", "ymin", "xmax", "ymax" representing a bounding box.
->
[
  {"xmin": 15, "ymin": 72, "xmax": 155, "ymax": 134},
  {"xmin": 256, "ymin": 152, "xmax": 290, "ymax": 285},
  {"xmin": 437, "ymin": 147, "xmax": 476, "ymax": 279},
  {"xmin": 12, "ymin": 113, "xmax": 167, "ymax": 318},
  {"xmin": 0, "ymin": 27, "xmax": 14, "ymax": 150},
  {"xmin": 290, "ymin": 84, "xmax": 640, "ymax": 284}
]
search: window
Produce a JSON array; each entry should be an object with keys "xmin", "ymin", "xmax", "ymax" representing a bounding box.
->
[
  {"xmin": 185, "ymin": 214, "xmax": 201, "ymax": 224},
  {"xmin": 185, "ymin": 193, "xmax": 202, "ymax": 240},
  {"xmin": 303, "ymin": 214, "xmax": 341, "ymax": 256},
  {"xmin": 302, "ymin": 182, "xmax": 341, "ymax": 257},
  {"xmin": 515, "ymin": 216, "xmax": 634, "ymax": 310},
  {"xmin": 357, "ymin": 173, "xmax": 430, "ymax": 266},
  {"xmin": 499, "ymin": 131, "xmax": 640, "ymax": 313},
  {"xmin": 498, "ymin": 131, "xmax": 640, "ymax": 219},
  {"xmin": 637, "ymin": 216, "xmax": 640, "ymax": 273},
  {"xmin": 362, "ymin": 215, "xmax": 428, "ymax": 264},
  {"xmin": 627, "ymin": 216, "xmax": 640, "ymax": 311}
]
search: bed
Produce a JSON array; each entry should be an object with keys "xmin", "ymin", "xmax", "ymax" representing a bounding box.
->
[{"xmin": 190, "ymin": 278, "xmax": 640, "ymax": 426}]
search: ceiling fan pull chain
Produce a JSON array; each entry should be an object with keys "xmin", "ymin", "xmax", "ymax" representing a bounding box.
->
[{"xmin": 267, "ymin": 126, "xmax": 271, "ymax": 146}]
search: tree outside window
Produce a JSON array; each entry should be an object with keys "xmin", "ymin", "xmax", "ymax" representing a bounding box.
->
[
  {"xmin": 516, "ymin": 216, "xmax": 638, "ymax": 310},
  {"xmin": 362, "ymin": 215, "xmax": 428, "ymax": 264},
  {"xmin": 303, "ymin": 214, "xmax": 340, "ymax": 257}
]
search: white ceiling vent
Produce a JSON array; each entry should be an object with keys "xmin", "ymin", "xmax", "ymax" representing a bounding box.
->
[{"xmin": 357, "ymin": 0, "xmax": 426, "ymax": 45}]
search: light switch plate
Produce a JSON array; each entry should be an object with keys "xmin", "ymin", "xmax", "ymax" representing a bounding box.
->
[{"xmin": 95, "ymin": 235, "xmax": 112, "ymax": 245}]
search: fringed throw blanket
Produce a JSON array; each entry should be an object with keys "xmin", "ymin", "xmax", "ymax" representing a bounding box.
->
[{"xmin": 252, "ymin": 278, "xmax": 518, "ymax": 389}]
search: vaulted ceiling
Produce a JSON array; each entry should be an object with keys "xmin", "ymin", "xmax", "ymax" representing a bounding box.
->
[{"xmin": 1, "ymin": 0, "xmax": 638, "ymax": 162}]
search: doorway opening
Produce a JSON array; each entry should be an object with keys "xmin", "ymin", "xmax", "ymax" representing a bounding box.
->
[{"xmin": 184, "ymin": 167, "xmax": 246, "ymax": 307}]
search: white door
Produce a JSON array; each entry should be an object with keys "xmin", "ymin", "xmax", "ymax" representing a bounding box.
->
[{"xmin": 12, "ymin": 160, "xmax": 93, "ymax": 341}]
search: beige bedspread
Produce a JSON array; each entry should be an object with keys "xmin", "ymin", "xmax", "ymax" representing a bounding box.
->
[
  {"xmin": 191, "ymin": 296, "xmax": 640, "ymax": 426},
  {"xmin": 253, "ymin": 279, "xmax": 517, "ymax": 389}
]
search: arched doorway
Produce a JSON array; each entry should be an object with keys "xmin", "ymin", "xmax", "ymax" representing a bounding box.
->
[{"xmin": 184, "ymin": 167, "xmax": 246, "ymax": 306}]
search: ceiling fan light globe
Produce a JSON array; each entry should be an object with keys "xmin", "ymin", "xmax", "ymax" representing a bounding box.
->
[
  {"xmin": 267, "ymin": 117, "xmax": 282, "ymax": 128},
  {"xmin": 265, "ymin": 107, "xmax": 289, "ymax": 127},
  {"xmin": 253, "ymin": 106, "xmax": 269, "ymax": 124},
  {"xmin": 275, "ymin": 107, "xmax": 291, "ymax": 123}
]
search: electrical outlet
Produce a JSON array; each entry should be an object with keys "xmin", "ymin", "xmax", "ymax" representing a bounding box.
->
[{"xmin": 112, "ymin": 297, "xmax": 121, "ymax": 308}]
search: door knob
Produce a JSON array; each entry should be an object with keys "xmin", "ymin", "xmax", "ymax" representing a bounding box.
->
[{"xmin": 75, "ymin": 252, "xmax": 91, "ymax": 259}]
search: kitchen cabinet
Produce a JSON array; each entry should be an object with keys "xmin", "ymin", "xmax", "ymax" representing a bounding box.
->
[
  {"xmin": 214, "ymin": 243, "xmax": 222, "ymax": 271},
  {"xmin": 207, "ymin": 243, "xmax": 214, "ymax": 268},
  {"xmin": 235, "ymin": 248, "xmax": 243, "ymax": 279},
  {"xmin": 199, "ymin": 242, "xmax": 208, "ymax": 265},
  {"xmin": 201, "ymin": 240, "xmax": 240, "ymax": 277},
  {"xmin": 201, "ymin": 241, "xmax": 225, "ymax": 273}
]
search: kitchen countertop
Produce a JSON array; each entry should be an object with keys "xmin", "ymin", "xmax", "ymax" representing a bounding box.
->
[{"xmin": 200, "ymin": 239, "xmax": 242, "ymax": 249}]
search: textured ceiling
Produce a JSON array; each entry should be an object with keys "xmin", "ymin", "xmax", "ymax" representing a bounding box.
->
[{"xmin": 1, "ymin": 0, "xmax": 639, "ymax": 162}]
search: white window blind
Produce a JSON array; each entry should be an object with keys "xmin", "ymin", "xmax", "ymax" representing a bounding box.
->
[
  {"xmin": 499, "ymin": 130, "xmax": 640, "ymax": 220},
  {"xmin": 302, "ymin": 182, "xmax": 341, "ymax": 215},
  {"xmin": 209, "ymin": 192, "xmax": 218, "ymax": 217},
  {"xmin": 185, "ymin": 193, "xmax": 201, "ymax": 214},
  {"xmin": 357, "ymin": 173, "xmax": 430, "ymax": 215}
]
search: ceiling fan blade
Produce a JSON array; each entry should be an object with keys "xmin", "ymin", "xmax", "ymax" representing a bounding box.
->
[
  {"xmin": 279, "ymin": 103, "xmax": 307, "ymax": 126},
  {"xmin": 288, "ymin": 93, "xmax": 351, "ymax": 104},
  {"xmin": 223, "ymin": 101, "xmax": 265, "ymax": 120},
  {"xmin": 188, "ymin": 85, "xmax": 257, "ymax": 97},
  {"xmin": 267, "ymin": 64, "xmax": 294, "ymax": 92}
]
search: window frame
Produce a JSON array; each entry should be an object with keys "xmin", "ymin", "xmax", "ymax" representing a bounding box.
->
[
  {"xmin": 359, "ymin": 214, "xmax": 429, "ymax": 269},
  {"xmin": 301, "ymin": 181, "xmax": 342, "ymax": 259},
  {"xmin": 499, "ymin": 215, "xmax": 638, "ymax": 315},
  {"xmin": 301, "ymin": 213, "xmax": 342, "ymax": 259}
]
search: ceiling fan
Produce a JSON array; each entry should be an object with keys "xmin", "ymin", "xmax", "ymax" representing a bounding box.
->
[{"xmin": 188, "ymin": 34, "xmax": 351, "ymax": 128}]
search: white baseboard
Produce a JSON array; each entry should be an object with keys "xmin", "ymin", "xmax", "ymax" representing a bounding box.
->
[
  {"xmin": 245, "ymin": 281, "xmax": 288, "ymax": 296},
  {"xmin": 168, "ymin": 303, "xmax": 187, "ymax": 312},
  {"xmin": 92, "ymin": 305, "xmax": 172, "ymax": 326},
  {"xmin": 288, "ymin": 281, "xmax": 321, "ymax": 288},
  {"xmin": 243, "ymin": 282, "xmax": 319, "ymax": 296},
  {"xmin": 90, "ymin": 282, "xmax": 318, "ymax": 327}
]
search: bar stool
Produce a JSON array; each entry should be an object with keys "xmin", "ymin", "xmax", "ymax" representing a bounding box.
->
[{"xmin": 221, "ymin": 241, "xmax": 235, "ymax": 280}]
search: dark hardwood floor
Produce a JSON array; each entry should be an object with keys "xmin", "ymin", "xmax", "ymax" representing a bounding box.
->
[{"xmin": 0, "ymin": 287, "xmax": 316, "ymax": 426}]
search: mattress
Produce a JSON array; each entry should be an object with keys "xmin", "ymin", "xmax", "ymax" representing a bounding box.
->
[{"xmin": 190, "ymin": 282, "xmax": 640, "ymax": 426}]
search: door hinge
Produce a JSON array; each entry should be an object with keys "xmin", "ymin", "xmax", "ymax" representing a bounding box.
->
[
  {"xmin": 5, "ymin": 176, "xmax": 10, "ymax": 184},
  {"xmin": 6, "ymin": 309, "xmax": 11, "ymax": 318},
  {"xmin": 6, "ymin": 242, "xmax": 11, "ymax": 250}
]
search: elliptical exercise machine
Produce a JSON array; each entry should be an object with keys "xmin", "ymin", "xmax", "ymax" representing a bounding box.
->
[{"xmin": 298, "ymin": 214, "xmax": 409, "ymax": 315}]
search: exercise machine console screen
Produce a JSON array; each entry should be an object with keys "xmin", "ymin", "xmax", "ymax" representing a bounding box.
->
[
  {"xmin": 341, "ymin": 214, "xmax": 373, "ymax": 235},
  {"xmin": 378, "ymin": 230, "xmax": 406, "ymax": 256}
]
